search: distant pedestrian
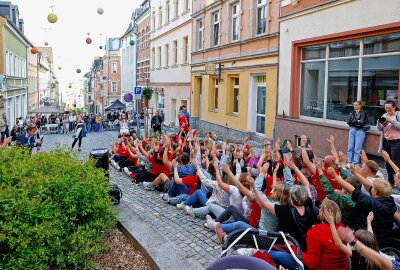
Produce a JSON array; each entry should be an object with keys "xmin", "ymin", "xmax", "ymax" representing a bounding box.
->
[
  {"xmin": 71, "ymin": 116, "xmax": 86, "ymax": 151},
  {"xmin": 151, "ymin": 111, "xmax": 163, "ymax": 133},
  {"xmin": 346, "ymin": 101, "xmax": 369, "ymax": 165}
]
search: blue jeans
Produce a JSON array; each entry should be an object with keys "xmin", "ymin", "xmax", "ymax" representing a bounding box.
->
[
  {"xmin": 260, "ymin": 250, "xmax": 297, "ymax": 270},
  {"xmin": 167, "ymin": 178, "xmax": 189, "ymax": 197},
  {"xmin": 347, "ymin": 127, "xmax": 366, "ymax": 164},
  {"xmin": 184, "ymin": 189, "xmax": 208, "ymax": 206},
  {"xmin": 193, "ymin": 203, "xmax": 225, "ymax": 218},
  {"xmin": 220, "ymin": 221, "xmax": 253, "ymax": 234},
  {"xmin": 169, "ymin": 194, "xmax": 190, "ymax": 205}
]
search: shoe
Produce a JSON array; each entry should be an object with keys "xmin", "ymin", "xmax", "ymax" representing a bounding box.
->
[
  {"xmin": 215, "ymin": 223, "xmax": 227, "ymax": 244},
  {"xmin": 111, "ymin": 160, "xmax": 117, "ymax": 168},
  {"xmin": 184, "ymin": 205, "xmax": 194, "ymax": 217},
  {"xmin": 123, "ymin": 167, "xmax": 131, "ymax": 176},
  {"xmin": 161, "ymin": 193, "xmax": 170, "ymax": 202},
  {"xmin": 78, "ymin": 147, "xmax": 81, "ymax": 151},
  {"xmin": 143, "ymin": 182, "xmax": 155, "ymax": 191},
  {"xmin": 206, "ymin": 215, "xmax": 217, "ymax": 231},
  {"xmin": 235, "ymin": 248, "xmax": 257, "ymax": 256},
  {"xmin": 115, "ymin": 164, "xmax": 120, "ymax": 171},
  {"xmin": 204, "ymin": 222, "xmax": 210, "ymax": 229},
  {"xmin": 176, "ymin": 203, "xmax": 185, "ymax": 210}
]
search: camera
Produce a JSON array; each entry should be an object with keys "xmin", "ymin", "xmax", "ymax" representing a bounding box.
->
[{"xmin": 379, "ymin": 117, "xmax": 389, "ymax": 127}]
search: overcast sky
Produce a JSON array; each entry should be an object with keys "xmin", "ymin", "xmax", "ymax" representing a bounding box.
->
[{"xmin": 10, "ymin": 0, "xmax": 139, "ymax": 93}]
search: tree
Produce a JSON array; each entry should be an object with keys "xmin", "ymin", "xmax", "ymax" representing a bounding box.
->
[{"xmin": 142, "ymin": 87, "xmax": 153, "ymax": 107}]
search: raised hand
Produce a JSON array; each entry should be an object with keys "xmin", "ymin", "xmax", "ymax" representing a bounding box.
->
[
  {"xmin": 246, "ymin": 175, "xmax": 255, "ymax": 189},
  {"xmin": 367, "ymin": 211, "xmax": 374, "ymax": 224},
  {"xmin": 382, "ymin": 150, "xmax": 391, "ymax": 162},
  {"xmin": 360, "ymin": 150, "xmax": 368, "ymax": 164},
  {"xmin": 326, "ymin": 135, "xmax": 335, "ymax": 145},
  {"xmin": 222, "ymin": 164, "xmax": 230, "ymax": 173},
  {"xmin": 286, "ymin": 140, "xmax": 293, "ymax": 152},
  {"xmin": 314, "ymin": 156, "xmax": 322, "ymax": 170},
  {"xmin": 323, "ymin": 209, "xmax": 335, "ymax": 225},
  {"xmin": 338, "ymin": 151, "xmax": 347, "ymax": 164},
  {"xmin": 273, "ymin": 163, "xmax": 280, "ymax": 174},
  {"xmin": 327, "ymin": 167, "xmax": 337, "ymax": 178},
  {"xmin": 300, "ymin": 135, "xmax": 308, "ymax": 147}
]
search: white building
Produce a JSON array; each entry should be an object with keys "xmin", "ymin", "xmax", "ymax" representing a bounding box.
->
[
  {"xmin": 120, "ymin": 13, "xmax": 136, "ymax": 109},
  {"xmin": 150, "ymin": 0, "xmax": 192, "ymax": 126}
]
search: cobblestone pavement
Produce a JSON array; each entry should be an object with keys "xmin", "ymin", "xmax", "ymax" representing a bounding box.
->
[{"xmin": 41, "ymin": 131, "xmax": 220, "ymax": 269}]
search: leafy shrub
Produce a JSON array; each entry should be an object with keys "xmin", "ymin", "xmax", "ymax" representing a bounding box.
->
[{"xmin": 0, "ymin": 147, "xmax": 117, "ymax": 269}]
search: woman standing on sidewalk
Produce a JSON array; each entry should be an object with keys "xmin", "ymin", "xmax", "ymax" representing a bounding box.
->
[
  {"xmin": 347, "ymin": 101, "xmax": 369, "ymax": 165},
  {"xmin": 377, "ymin": 100, "xmax": 400, "ymax": 185},
  {"xmin": 71, "ymin": 116, "xmax": 86, "ymax": 151}
]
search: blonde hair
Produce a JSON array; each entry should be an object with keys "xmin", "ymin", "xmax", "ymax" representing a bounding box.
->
[
  {"xmin": 270, "ymin": 182, "xmax": 291, "ymax": 206},
  {"xmin": 319, "ymin": 198, "xmax": 341, "ymax": 224},
  {"xmin": 373, "ymin": 178, "xmax": 392, "ymax": 197}
]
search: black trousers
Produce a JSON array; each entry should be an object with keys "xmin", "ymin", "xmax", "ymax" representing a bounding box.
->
[
  {"xmin": 383, "ymin": 138, "xmax": 400, "ymax": 185},
  {"xmin": 215, "ymin": 205, "xmax": 247, "ymax": 223},
  {"xmin": 71, "ymin": 137, "xmax": 82, "ymax": 148}
]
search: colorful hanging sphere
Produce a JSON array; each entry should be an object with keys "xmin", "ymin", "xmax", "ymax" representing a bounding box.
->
[
  {"xmin": 44, "ymin": 41, "xmax": 49, "ymax": 46},
  {"xmin": 129, "ymin": 40, "xmax": 135, "ymax": 46},
  {"xmin": 97, "ymin": 7, "xmax": 104, "ymax": 15},
  {"xmin": 76, "ymin": 68, "xmax": 81, "ymax": 73},
  {"xmin": 86, "ymin": 37, "xmax": 92, "ymax": 44},
  {"xmin": 102, "ymin": 75, "xmax": 107, "ymax": 80},
  {"xmin": 47, "ymin": 12, "xmax": 58, "ymax": 23},
  {"xmin": 58, "ymin": 67, "xmax": 62, "ymax": 70},
  {"xmin": 69, "ymin": 85, "xmax": 72, "ymax": 88},
  {"xmin": 99, "ymin": 45, "xmax": 103, "ymax": 49},
  {"xmin": 31, "ymin": 47, "xmax": 38, "ymax": 54}
]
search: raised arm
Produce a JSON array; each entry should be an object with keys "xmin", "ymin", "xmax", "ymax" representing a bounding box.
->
[
  {"xmin": 288, "ymin": 159, "xmax": 311, "ymax": 198},
  {"xmin": 213, "ymin": 158, "xmax": 230, "ymax": 193},
  {"xmin": 350, "ymin": 165, "xmax": 373, "ymax": 190},
  {"xmin": 327, "ymin": 166, "xmax": 355, "ymax": 195},
  {"xmin": 326, "ymin": 135, "xmax": 339, "ymax": 164},
  {"xmin": 301, "ymin": 143, "xmax": 316, "ymax": 175},
  {"xmin": 163, "ymin": 140, "xmax": 173, "ymax": 168},
  {"xmin": 137, "ymin": 140, "xmax": 149, "ymax": 159},
  {"xmin": 382, "ymin": 150, "xmax": 400, "ymax": 174},
  {"xmin": 247, "ymin": 175, "xmax": 276, "ymax": 215},
  {"xmin": 323, "ymin": 210, "xmax": 352, "ymax": 256},
  {"xmin": 173, "ymin": 159, "xmax": 184, "ymax": 185},
  {"xmin": 223, "ymin": 163, "xmax": 254, "ymax": 201}
]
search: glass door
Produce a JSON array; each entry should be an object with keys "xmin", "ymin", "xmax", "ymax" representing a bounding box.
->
[{"xmin": 256, "ymin": 85, "xmax": 266, "ymax": 134}]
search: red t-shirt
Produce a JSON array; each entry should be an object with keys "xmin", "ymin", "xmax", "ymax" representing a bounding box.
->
[
  {"xmin": 182, "ymin": 175, "xmax": 198, "ymax": 195},
  {"xmin": 179, "ymin": 116, "xmax": 189, "ymax": 132},
  {"xmin": 149, "ymin": 155, "xmax": 164, "ymax": 175},
  {"xmin": 312, "ymin": 167, "xmax": 342, "ymax": 201},
  {"xmin": 117, "ymin": 144, "xmax": 128, "ymax": 157}
]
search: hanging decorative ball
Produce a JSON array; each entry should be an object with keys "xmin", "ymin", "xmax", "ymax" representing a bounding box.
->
[
  {"xmin": 87, "ymin": 32, "xmax": 90, "ymax": 36},
  {"xmin": 31, "ymin": 47, "xmax": 38, "ymax": 54},
  {"xmin": 58, "ymin": 67, "xmax": 62, "ymax": 70},
  {"xmin": 47, "ymin": 12, "xmax": 58, "ymax": 23},
  {"xmin": 97, "ymin": 7, "xmax": 104, "ymax": 15},
  {"xmin": 99, "ymin": 45, "xmax": 103, "ymax": 49},
  {"xmin": 69, "ymin": 85, "xmax": 72, "ymax": 88},
  {"xmin": 76, "ymin": 68, "xmax": 81, "ymax": 73},
  {"xmin": 102, "ymin": 75, "xmax": 107, "ymax": 80},
  {"xmin": 44, "ymin": 41, "xmax": 49, "ymax": 46},
  {"xmin": 86, "ymin": 37, "xmax": 92, "ymax": 44},
  {"xmin": 129, "ymin": 40, "xmax": 135, "ymax": 46}
]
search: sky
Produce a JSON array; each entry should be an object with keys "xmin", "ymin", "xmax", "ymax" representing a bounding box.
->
[{"xmin": 10, "ymin": 0, "xmax": 140, "ymax": 94}]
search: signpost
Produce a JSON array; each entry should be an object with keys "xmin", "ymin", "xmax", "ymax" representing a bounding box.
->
[{"xmin": 134, "ymin": 86, "xmax": 142, "ymax": 138}]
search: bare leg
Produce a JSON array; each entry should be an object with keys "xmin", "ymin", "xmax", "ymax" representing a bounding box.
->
[{"xmin": 151, "ymin": 173, "xmax": 169, "ymax": 187}]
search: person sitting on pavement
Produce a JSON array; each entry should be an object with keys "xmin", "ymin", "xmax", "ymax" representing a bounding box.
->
[{"xmin": 15, "ymin": 124, "xmax": 43, "ymax": 150}]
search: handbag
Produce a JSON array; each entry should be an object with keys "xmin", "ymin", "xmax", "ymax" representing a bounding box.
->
[{"xmin": 108, "ymin": 183, "xmax": 122, "ymax": 204}]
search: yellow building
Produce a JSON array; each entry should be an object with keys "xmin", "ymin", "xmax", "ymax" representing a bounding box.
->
[{"xmin": 190, "ymin": 0, "xmax": 279, "ymax": 141}]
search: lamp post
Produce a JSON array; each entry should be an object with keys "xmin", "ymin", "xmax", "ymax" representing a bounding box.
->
[{"xmin": 132, "ymin": 20, "xmax": 140, "ymax": 138}]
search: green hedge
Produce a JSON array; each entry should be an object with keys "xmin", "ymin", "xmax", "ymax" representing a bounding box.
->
[{"xmin": 0, "ymin": 147, "xmax": 117, "ymax": 269}]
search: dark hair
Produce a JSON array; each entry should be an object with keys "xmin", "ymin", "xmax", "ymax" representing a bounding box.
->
[
  {"xmin": 181, "ymin": 152, "xmax": 190, "ymax": 165},
  {"xmin": 346, "ymin": 175, "xmax": 362, "ymax": 190},
  {"xmin": 385, "ymin": 100, "xmax": 399, "ymax": 111}
]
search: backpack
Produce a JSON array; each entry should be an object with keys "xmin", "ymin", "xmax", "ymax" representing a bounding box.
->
[{"xmin": 108, "ymin": 183, "xmax": 122, "ymax": 204}]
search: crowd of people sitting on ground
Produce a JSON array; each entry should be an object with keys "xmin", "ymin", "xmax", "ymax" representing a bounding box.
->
[{"xmin": 109, "ymin": 120, "xmax": 400, "ymax": 269}]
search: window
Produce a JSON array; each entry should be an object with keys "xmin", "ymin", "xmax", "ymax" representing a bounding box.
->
[
  {"xmin": 213, "ymin": 12, "xmax": 220, "ymax": 46},
  {"xmin": 166, "ymin": 1, "xmax": 170, "ymax": 22},
  {"xmin": 151, "ymin": 48, "xmax": 155, "ymax": 68},
  {"xmin": 183, "ymin": 36, "xmax": 189, "ymax": 64},
  {"xmin": 112, "ymin": 62, "xmax": 117, "ymax": 73},
  {"xmin": 255, "ymin": 75, "xmax": 266, "ymax": 134},
  {"xmin": 197, "ymin": 19, "xmax": 203, "ymax": 50},
  {"xmin": 158, "ymin": 46, "xmax": 162, "ymax": 67},
  {"xmin": 112, "ymin": 82, "xmax": 117, "ymax": 92},
  {"xmin": 174, "ymin": 0, "xmax": 179, "ymax": 18},
  {"xmin": 257, "ymin": 0, "xmax": 267, "ymax": 35},
  {"xmin": 210, "ymin": 78, "xmax": 219, "ymax": 110},
  {"xmin": 165, "ymin": 43, "xmax": 169, "ymax": 67},
  {"xmin": 183, "ymin": 0, "xmax": 189, "ymax": 11},
  {"xmin": 158, "ymin": 6, "xmax": 163, "ymax": 28},
  {"xmin": 173, "ymin": 40, "xmax": 178, "ymax": 65},
  {"xmin": 152, "ymin": 11, "xmax": 156, "ymax": 30},
  {"xmin": 232, "ymin": 4, "xmax": 240, "ymax": 41},
  {"xmin": 5, "ymin": 51, "xmax": 9, "ymax": 75},
  {"xmin": 232, "ymin": 77, "xmax": 239, "ymax": 113},
  {"xmin": 299, "ymin": 33, "xmax": 400, "ymax": 126}
]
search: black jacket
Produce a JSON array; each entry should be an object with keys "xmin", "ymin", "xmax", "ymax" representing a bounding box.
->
[
  {"xmin": 151, "ymin": 115, "xmax": 163, "ymax": 127},
  {"xmin": 347, "ymin": 110, "xmax": 369, "ymax": 129}
]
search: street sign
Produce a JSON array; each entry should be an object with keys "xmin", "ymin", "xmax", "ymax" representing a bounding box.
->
[
  {"xmin": 134, "ymin": 87, "xmax": 142, "ymax": 95},
  {"xmin": 123, "ymin": 93, "xmax": 133, "ymax": 102}
]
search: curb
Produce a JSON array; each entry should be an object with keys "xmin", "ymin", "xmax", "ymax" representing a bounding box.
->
[{"xmin": 115, "ymin": 201, "xmax": 204, "ymax": 270}]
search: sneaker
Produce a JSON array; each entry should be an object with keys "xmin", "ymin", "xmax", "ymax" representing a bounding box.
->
[
  {"xmin": 143, "ymin": 182, "xmax": 155, "ymax": 191},
  {"xmin": 161, "ymin": 193, "xmax": 170, "ymax": 202},
  {"xmin": 184, "ymin": 205, "xmax": 194, "ymax": 217},
  {"xmin": 123, "ymin": 167, "xmax": 131, "ymax": 176},
  {"xmin": 235, "ymin": 248, "xmax": 257, "ymax": 256},
  {"xmin": 204, "ymin": 222, "xmax": 210, "ymax": 229},
  {"xmin": 206, "ymin": 215, "xmax": 217, "ymax": 231},
  {"xmin": 114, "ymin": 164, "xmax": 120, "ymax": 171},
  {"xmin": 215, "ymin": 223, "xmax": 227, "ymax": 244},
  {"xmin": 176, "ymin": 203, "xmax": 185, "ymax": 210},
  {"xmin": 78, "ymin": 147, "xmax": 81, "ymax": 151},
  {"xmin": 111, "ymin": 160, "xmax": 117, "ymax": 168}
]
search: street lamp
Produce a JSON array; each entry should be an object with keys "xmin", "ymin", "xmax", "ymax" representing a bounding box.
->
[{"xmin": 132, "ymin": 20, "xmax": 140, "ymax": 138}]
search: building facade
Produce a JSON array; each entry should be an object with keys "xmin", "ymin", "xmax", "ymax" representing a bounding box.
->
[
  {"xmin": 276, "ymin": 0, "xmax": 400, "ymax": 156},
  {"xmin": 150, "ymin": 0, "xmax": 192, "ymax": 126},
  {"xmin": 0, "ymin": 2, "xmax": 32, "ymax": 127},
  {"xmin": 190, "ymin": 0, "xmax": 279, "ymax": 142}
]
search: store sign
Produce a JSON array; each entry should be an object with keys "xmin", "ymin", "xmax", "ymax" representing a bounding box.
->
[{"xmin": 205, "ymin": 63, "xmax": 216, "ymax": 75}]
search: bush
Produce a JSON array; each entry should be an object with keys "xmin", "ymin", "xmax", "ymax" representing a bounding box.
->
[{"xmin": 0, "ymin": 147, "xmax": 117, "ymax": 269}]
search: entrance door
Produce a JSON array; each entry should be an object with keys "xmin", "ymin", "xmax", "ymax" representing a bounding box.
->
[
  {"xmin": 256, "ymin": 85, "xmax": 266, "ymax": 134},
  {"xmin": 171, "ymin": 98, "xmax": 177, "ymax": 126}
]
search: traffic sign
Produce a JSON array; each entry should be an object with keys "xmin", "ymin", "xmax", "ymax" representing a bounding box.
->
[
  {"xmin": 134, "ymin": 87, "xmax": 142, "ymax": 95},
  {"xmin": 123, "ymin": 93, "xmax": 133, "ymax": 102}
]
